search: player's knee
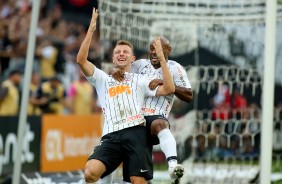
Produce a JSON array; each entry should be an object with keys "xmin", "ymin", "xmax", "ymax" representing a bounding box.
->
[
  {"xmin": 151, "ymin": 119, "xmax": 169, "ymax": 135},
  {"xmin": 84, "ymin": 167, "xmax": 100, "ymax": 182},
  {"xmin": 130, "ymin": 176, "xmax": 146, "ymax": 184}
]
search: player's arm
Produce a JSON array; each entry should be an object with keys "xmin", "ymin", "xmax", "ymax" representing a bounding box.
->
[
  {"xmin": 172, "ymin": 64, "xmax": 193, "ymax": 102},
  {"xmin": 175, "ymin": 86, "xmax": 193, "ymax": 102},
  {"xmin": 77, "ymin": 8, "xmax": 98, "ymax": 77},
  {"xmin": 149, "ymin": 78, "xmax": 193, "ymax": 102},
  {"xmin": 154, "ymin": 37, "xmax": 175, "ymax": 96}
]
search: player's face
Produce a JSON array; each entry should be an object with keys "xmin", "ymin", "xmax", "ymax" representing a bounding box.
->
[
  {"xmin": 149, "ymin": 43, "xmax": 160, "ymax": 66},
  {"xmin": 113, "ymin": 45, "xmax": 135, "ymax": 68},
  {"xmin": 149, "ymin": 39, "xmax": 171, "ymax": 67}
]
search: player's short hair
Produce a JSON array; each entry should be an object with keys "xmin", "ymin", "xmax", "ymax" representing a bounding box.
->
[{"xmin": 115, "ymin": 40, "xmax": 134, "ymax": 54}]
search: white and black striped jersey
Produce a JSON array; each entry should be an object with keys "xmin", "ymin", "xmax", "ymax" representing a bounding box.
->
[
  {"xmin": 86, "ymin": 67, "xmax": 158, "ymax": 136},
  {"xmin": 131, "ymin": 59, "xmax": 191, "ymax": 118}
]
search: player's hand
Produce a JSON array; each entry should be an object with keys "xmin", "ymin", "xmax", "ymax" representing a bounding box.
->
[
  {"xmin": 149, "ymin": 79, "xmax": 163, "ymax": 90},
  {"xmin": 153, "ymin": 37, "xmax": 165, "ymax": 62},
  {"xmin": 111, "ymin": 67, "xmax": 125, "ymax": 82},
  {"xmin": 89, "ymin": 8, "xmax": 99, "ymax": 32}
]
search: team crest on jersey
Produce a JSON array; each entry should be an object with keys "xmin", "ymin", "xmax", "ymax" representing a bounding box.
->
[{"xmin": 124, "ymin": 73, "xmax": 133, "ymax": 81}]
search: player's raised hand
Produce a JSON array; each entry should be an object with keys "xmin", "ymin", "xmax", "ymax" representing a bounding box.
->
[
  {"xmin": 153, "ymin": 37, "xmax": 165, "ymax": 61},
  {"xmin": 89, "ymin": 8, "xmax": 99, "ymax": 32}
]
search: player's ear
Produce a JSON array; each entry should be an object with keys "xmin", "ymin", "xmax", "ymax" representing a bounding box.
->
[
  {"xmin": 131, "ymin": 55, "xmax": 136, "ymax": 63},
  {"xmin": 164, "ymin": 45, "xmax": 171, "ymax": 55},
  {"xmin": 163, "ymin": 46, "xmax": 171, "ymax": 59},
  {"xmin": 167, "ymin": 46, "xmax": 172, "ymax": 54}
]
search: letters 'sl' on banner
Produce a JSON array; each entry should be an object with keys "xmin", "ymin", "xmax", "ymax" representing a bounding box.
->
[{"xmin": 41, "ymin": 115, "xmax": 102, "ymax": 172}]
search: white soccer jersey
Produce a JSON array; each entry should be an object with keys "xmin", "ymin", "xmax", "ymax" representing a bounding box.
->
[
  {"xmin": 131, "ymin": 59, "xmax": 192, "ymax": 118},
  {"xmin": 86, "ymin": 67, "xmax": 157, "ymax": 136}
]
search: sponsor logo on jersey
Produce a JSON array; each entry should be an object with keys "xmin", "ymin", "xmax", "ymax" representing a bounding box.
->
[
  {"xmin": 141, "ymin": 107, "xmax": 156, "ymax": 114},
  {"xmin": 127, "ymin": 114, "xmax": 142, "ymax": 122},
  {"xmin": 108, "ymin": 85, "xmax": 131, "ymax": 97},
  {"xmin": 113, "ymin": 119, "xmax": 127, "ymax": 125}
]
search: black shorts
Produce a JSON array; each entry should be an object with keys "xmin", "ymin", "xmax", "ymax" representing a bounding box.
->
[
  {"xmin": 145, "ymin": 115, "xmax": 170, "ymax": 145},
  {"xmin": 87, "ymin": 125, "xmax": 153, "ymax": 182}
]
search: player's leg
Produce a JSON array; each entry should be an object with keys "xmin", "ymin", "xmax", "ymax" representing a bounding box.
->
[
  {"xmin": 147, "ymin": 116, "xmax": 184, "ymax": 183},
  {"xmin": 98, "ymin": 173, "xmax": 113, "ymax": 184},
  {"xmin": 85, "ymin": 133, "xmax": 123, "ymax": 183},
  {"xmin": 130, "ymin": 176, "xmax": 147, "ymax": 184},
  {"xmin": 84, "ymin": 159, "xmax": 106, "ymax": 182},
  {"xmin": 122, "ymin": 125, "xmax": 153, "ymax": 183}
]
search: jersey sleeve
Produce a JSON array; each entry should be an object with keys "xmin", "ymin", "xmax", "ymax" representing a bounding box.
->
[
  {"xmin": 131, "ymin": 59, "xmax": 145, "ymax": 73},
  {"xmin": 86, "ymin": 67, "xmax": 108, "ymax": 87},
  {"xmin": 173, "ymin": 63, "xmax": 192, "ymax": 89},
  {"xmin": 140, "ymin": 75, "xmax": 158, "ymax": 97}
]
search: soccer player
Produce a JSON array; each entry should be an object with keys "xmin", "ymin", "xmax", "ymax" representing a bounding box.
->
[
  {"xmin": 110, "ymin": 37, "xmax": 193, "ymax": 184},
  {"xmin": 77, "ymin": 8, "xmax": 175, "ymax": 184}
]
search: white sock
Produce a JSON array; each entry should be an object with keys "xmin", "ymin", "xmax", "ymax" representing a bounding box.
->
[
  {"xmin": 168, "ymin": 159, "xmax": 177, "ymax": 169},
  {"xmin": 99, "ymin": 173, "xmax": 113, "ymax": 184},
  {"xmin": 157, "ymin": 129, "xmax": 178, "ymax": 169}
]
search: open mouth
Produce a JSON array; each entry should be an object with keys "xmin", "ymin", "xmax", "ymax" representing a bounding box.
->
[
  {"xmin": 150, "ymin": 56, "xmax": 159, "ymax": 62},
  {"xmin": 118, "ymin": 58, "xmax": 126, "ymax": 62}
]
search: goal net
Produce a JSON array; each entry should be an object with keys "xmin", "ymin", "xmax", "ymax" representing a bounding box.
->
[
  {"xmin": 169, "ymin": 65, "xmax": 282, "ymax": 183},
  {"xmin": 98, "ymin": 0, "xmax": 282, "ymax": 183},
  {"xmin": 99, "ymin": 0, "xmax": 282, "ymax": 82}
]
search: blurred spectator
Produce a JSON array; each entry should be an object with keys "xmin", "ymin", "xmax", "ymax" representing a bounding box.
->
[
  {"xmin": 30, "ymin": 76, "xmax": 66, "ymax": 114},
  {"xmin": 57, "ymin": 0, "xmax": 98, "ymax": 25},
  {"xmin": 232, "ymin": 88, "xmax": 247, "ymax": 109},
  {"xmin": 28, "ymin": 72, "xmax": 42, "ymax": 115},
  {"xmin": 5, "ymin": 2, "xmax": 29, "ymax": 73},
  {"xmin": 0, "ymin": 21, "xmax": 12, "ymax": 76},
  {"xmin": 0, "ymin": 1, "xmax": 17, "ymax": 20},
  {"xmin": 211, "ymin": 83, "xmax": 232, "ymax": 120},
  {"xmin": 36, "ymin": 38, "xmax": 58, "ymax": 81},
  {"xmin": 0, "ymin": 70, "xmax": 21, "ymax": 115},
  {"xmin": 66, "ymin": 71, "xmax": 97, "ymax": 114}
]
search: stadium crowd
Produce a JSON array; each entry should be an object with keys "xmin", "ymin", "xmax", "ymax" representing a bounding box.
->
[{"xmin": 0, "ymin": 0, "xmax": 103, "ymax": 115}]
